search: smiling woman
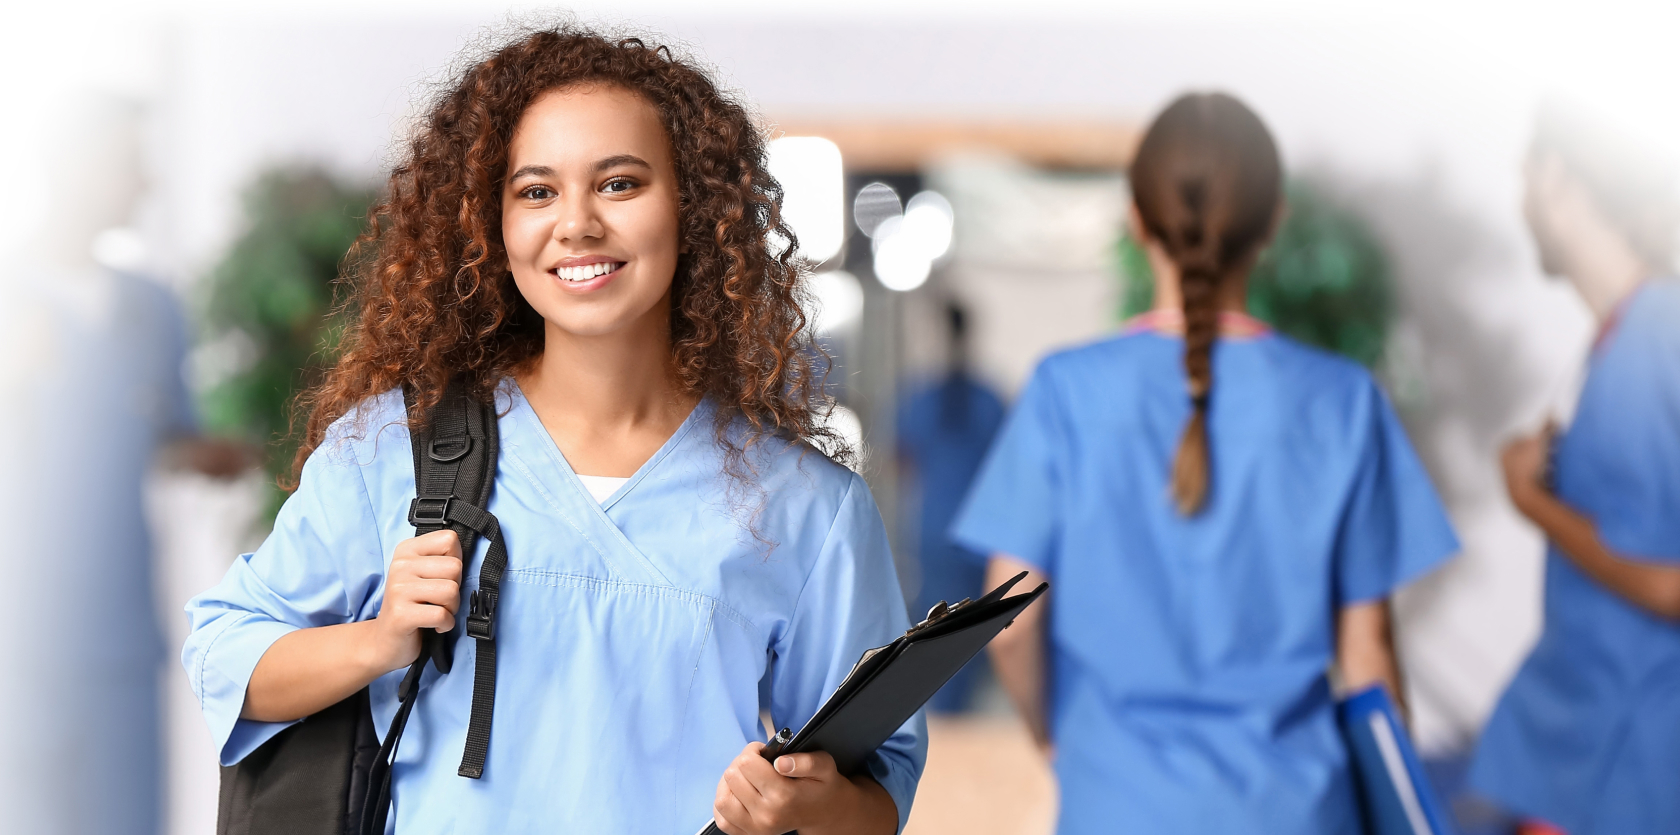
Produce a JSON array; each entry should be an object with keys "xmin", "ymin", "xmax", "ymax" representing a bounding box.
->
[
  {"xmin": 288, "ymin": 29, "xmax": 845, "ymax": 482},
  {"xmin": 182, "ymin": 23, "xmax": 923, "ymax": 835}
]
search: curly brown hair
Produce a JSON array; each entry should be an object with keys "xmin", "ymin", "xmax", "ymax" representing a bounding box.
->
[{"xmin": 290, "ymin": 23, "xmax": 844, "ymax": 488}]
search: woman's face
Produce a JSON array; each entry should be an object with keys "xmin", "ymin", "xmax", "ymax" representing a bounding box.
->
[{"xmin": 502, "ymin": 84, "xmax": 682, "ymax": 340}]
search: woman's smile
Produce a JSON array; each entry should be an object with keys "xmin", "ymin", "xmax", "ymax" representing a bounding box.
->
[{"xmin": 550, "ymin": 256, "xmax": 627, "ymax": 287}]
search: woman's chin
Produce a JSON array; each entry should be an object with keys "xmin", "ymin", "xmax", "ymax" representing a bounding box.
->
[{"xmin": 539, "ymin": 305, "xmax": 667, "ymax": 342}]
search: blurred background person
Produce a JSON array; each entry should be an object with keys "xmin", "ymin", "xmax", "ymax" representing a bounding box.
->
[
  {"xmin": 0, "ymin": 92, "xmax": 247, "ymax": 835},
  {"xmin": 951, "ymin": 93, "xmax": 1460, "ymax": 834},
  {"xmin": 1469, "ymin": 103, "xmax": 1680, "ymax": 835},
  {"xmin": 895, "ymin": 301, "xmax": 1006, "ymax": 713}
]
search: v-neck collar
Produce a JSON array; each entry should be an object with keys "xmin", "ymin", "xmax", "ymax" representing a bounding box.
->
[{"xmin": 505, "ymin": 380, "xmax": 709, "ymax": 513}]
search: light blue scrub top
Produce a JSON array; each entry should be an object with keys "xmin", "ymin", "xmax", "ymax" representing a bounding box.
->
[
  {"xmin": 950, "ymin": 330, "xmax": 1458, "ymax": 835},
  {"xmin": 7, "ymin": 268, "xmax": 193, "ymax": 835},
  {"xmin": 1471, "ymin": 279, "xmax": 1680, "ymax": 835},
  {"xmin": 183, "ymin": 384, "xmax": 925, "ymax": 834}
]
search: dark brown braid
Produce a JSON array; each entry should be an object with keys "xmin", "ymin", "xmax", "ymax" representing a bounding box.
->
[{"xmin": 1130, "ymin": 93, "xmax": 1282, "ymax": 514}]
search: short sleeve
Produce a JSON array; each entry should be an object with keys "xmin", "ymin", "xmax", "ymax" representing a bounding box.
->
[
  {"xmin": 770, "ymin": 473, "xmax": 926, "ymax": 832},
  {"xmin": 181, "ymin": 427, "xmax": 389, "ymax": 765},
  {"xmin": 947, "ymin": 365, "xmax": 1066, "ymax": 572},
  {"xmin": 1334, "ymin": 382, "xmax": 1460, "ymax": 605},
  {"xmin": 1592, "ymin": 302, "xmax": 1680, "ymax": 561}
]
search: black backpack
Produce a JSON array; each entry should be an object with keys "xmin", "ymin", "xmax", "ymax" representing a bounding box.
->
[{"xmin": 216, "ymin": 382, "xmax": 508, "ymax": 835}]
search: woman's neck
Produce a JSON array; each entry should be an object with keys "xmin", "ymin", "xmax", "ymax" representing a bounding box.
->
[{"xmin": 517, "ymin": 303, "xmax": 699, "ymax": 477}]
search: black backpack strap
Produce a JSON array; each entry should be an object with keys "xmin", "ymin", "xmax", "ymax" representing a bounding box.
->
[
  {"xmin": 359, "ymin": 381, "xmax": 505, "ymax": 834},
  {"xmin": 437, "ymin": 498, "xmax": 506, "ymax": 778},
  {"xmin": 360, "ymin": 657, "xmax": 426, "ymax": 835},
  {"xmin": 402, "ymin": 382, "xmax": 505, "ymax": 780},
  {"xmin": 403, "ymin": 381, "xmax": 498, "ymax": 676}
]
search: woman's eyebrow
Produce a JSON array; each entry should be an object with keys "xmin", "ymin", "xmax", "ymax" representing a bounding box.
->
[
  {"xmin": 507, "ymin": 156, "xmax": 651, "ymax": 183},
  {"xmin": 593, "ymin": 154, "xmax": 652, "ymax": 173},
  {"xmin": 508, "ymin": 164, "xmax": 555, "ymax": 182}
]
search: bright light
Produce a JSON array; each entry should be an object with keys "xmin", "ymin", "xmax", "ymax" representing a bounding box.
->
[
  {"xmin": 853, "ymin": 182, "xmax": 902, "ymax": 238},
  {"xmin": 871, "ymin": 190, "xmax": 954, "ymax": 292},
  {"xmin": 768, "ymin": 136, "xmax": 845, "ymax": 265},
  {"xmin": 92, "ymin": 226, "xmax": 148, "ymax": 272},
  {"xmin": 806, "ymin": 270, "xmax": 865, "ymax": 335},
  {"xmin": 902, "ymin": 191, "xmax": 954, "ymax": 260}
]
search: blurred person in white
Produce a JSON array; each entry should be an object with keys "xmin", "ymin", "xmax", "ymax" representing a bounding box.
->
[
  {"xmin": 0, "ymin": 92, "xmax": 244, "ymax": 834},
  {"xmin": 1469, "ymin": 104, "xmax": 1680, "ymax": 835},
  {"xmin": 949, "ymin": 93, "xmax": 1460, "ymax": 835}
]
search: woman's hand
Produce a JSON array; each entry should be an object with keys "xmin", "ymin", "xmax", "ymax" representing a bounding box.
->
[
  {"xmin": 243, "ymin": 530, "xmax": 464, "ymax": 721},
  {"xmin": 1501, "ymin": 426, "xmax": 1552, "ymax": 515},
  {"xmin": 368, "ymin": 529, "xmax": 464, "ymax": 673},
  {"xmin": 713, "ymin": 743, "xmax": 897, "ymax": 835}
]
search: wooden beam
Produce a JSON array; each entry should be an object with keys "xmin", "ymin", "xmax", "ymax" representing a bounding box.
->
[{"xmin": 766, "ymin": 118, "xmax": 1141, "ymax": 172}]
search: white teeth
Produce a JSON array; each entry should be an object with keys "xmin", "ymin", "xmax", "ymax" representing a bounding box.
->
[{"xmin": 553, "ymin": 262, "xmax": 620, "ymax": 282}]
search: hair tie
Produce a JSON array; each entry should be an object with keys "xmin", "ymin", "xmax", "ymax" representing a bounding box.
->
[{"xmin": 1191, "ymin": 391, "xmax": 1211, "ymax": 411}]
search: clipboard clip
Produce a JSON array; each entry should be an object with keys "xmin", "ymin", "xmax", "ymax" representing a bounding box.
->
[
  {"xmin": 905, "ymin": 570, "xmax": 1032, "ymax": 637},
  {"xmin": 907, "ymin": 597, "xmax": 971, "ymax": 637}
]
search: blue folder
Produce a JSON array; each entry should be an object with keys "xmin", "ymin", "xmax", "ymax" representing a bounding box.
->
[{"xmin": 1338, "ymin": 685, "xmax": 1459, "ymax": 835}]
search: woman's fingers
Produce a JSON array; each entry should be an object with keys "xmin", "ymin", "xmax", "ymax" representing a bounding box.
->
[
  {"xmin": 772, "ymin": 750, "xmax": 838, "ymax": 781},
  {"xmin": 395, "ymin": 554, "xmax": 462, "ymax": 582},
  {"xmin": 722, "ymin": 758, "xmax": 767, "ymax": 808},
  {"xmin": 412, "ymin": 529, "xmax": 463, "ymax": 558},
  {"xmin": 394, "ymin": 578, "xmax": 462, "ymax": 611},
  {"xmin": 713, "ymin": 741, "xmax": 844, "ymax": 835},
  {"xmin": 392, "ymin": 600, "xmax": 456, "ymax": 631},
  {"xmin": 711, "ymin": 791, "xmax": 753, "ymax": 835}
]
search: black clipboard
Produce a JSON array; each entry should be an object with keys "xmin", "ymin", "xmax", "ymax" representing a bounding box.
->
[{"xmin": 696, "ymin": 571, "xmax": 1048, "ymax": 835}]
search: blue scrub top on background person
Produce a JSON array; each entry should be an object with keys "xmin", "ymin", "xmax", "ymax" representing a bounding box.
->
[
  {"xmin": 3, "ymin": 266, "xmax": 195, "ymax": 835},
  {"xmin": 183, "ymin": 382, "xmax": 926, "ymax": 834},
  {"xmin": 950, "ymin": 323, "xmax": 1459, "ymax": 835},
  {"xmin": 896, "ymin": 373, "xmax": 1005, "ymax": 712},
  {"xmin": 1470, "ymin": 279, "xmax": 1680, "ymax": 835}
]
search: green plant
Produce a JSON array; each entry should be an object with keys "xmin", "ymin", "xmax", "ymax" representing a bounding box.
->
[
  {"xmin": 1118, "ymin": 180, "xmax": 1393, "ymax": 367},
  {"xmin": 197, "ymin": 167, "xmax": 376, "ymax": 515}
]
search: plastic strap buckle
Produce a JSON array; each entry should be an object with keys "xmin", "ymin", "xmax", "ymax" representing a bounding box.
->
[
  {"xmin": 466, "ymin": 589, "xmax": 497, "ymax": 640},
  {"xmin": 408, "ymin": 496, "xmax": 453, "ymax": 527},
  {"xmin": 429, "ymin": 437, "xmax": 472, "ymax": 463}
]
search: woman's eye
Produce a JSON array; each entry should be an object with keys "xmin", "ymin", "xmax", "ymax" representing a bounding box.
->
[
  {"xmin": 522, "ymin": 186, "xmax": 554, "ymax": 200},
  {"xmin": 602, "ymin": 178, "xmax": 636, "ymax": 194}
]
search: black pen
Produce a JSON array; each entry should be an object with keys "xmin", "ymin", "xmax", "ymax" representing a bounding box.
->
[{"xmin": 760, "ymin": 727, "xmax": 794, "ymax": 761}]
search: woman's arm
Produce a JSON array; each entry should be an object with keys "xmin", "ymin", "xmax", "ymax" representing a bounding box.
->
[
  {"xmin": 1504, "ymin": 431, "xmax": 1680, "ymax": 620},
  {"xmin": 715, "ymin": 473, "xmax": 915, "ymax": 834},
  {"xmin": 985, "ymin": 555, "xmax": 1052, "ymax": 753},
  {"xmin": 242, "ymin": 530, "xmax": 463, "ymax": 721},
  {"xmin": 1335, "ymin": 598, "xmax": 1407, "ymax": 720}
]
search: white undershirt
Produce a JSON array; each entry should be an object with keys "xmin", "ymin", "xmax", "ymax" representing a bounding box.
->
[{"xmin": 575, "ymin": 474, "xmax": 630, "ymax": 504}]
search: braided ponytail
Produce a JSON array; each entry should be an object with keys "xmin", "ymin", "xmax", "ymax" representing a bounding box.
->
[
  {"xmin": 1129, "ymin": 93, "xmax": 1282, "ymax": 515},
  {"xmin": 1171, "ymin": 200, "xmax": 1222, "ymax": 513}
]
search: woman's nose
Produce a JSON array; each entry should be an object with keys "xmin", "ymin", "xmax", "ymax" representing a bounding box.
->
[{"xmin": 554, "ymin": 194, "xmax": 604, "ymax": 243}]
